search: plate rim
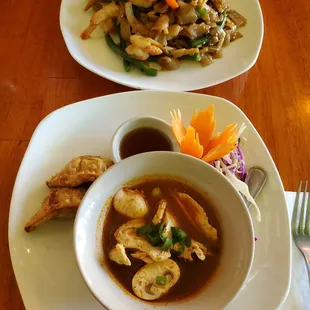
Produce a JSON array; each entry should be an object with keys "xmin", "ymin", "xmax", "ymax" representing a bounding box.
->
[
  {"xmin": 8, "ymin": 90, "xmax": 291, "ymax": 309},
  {"xmin": 59, "ymin": 1, "xmax": 264, "ymax": 91}
]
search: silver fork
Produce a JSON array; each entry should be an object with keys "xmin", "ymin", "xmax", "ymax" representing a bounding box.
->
[{"xmin": 292, "ymin": 180, "xmax": 310, "ymax": 287}]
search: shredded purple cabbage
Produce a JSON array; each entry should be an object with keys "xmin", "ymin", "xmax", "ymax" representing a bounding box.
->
[{"xmin": 211, "ymin": 139, "xmax": 248, "ymax": 182}]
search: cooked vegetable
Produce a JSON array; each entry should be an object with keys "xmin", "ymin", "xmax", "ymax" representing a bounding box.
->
[
  {"xmin": 165, "ymin": 0, "xmax": 179, "ymax": 9},
  {"xmin": 157, "ymin": 57, "xmax": 180, "ymax": 70},
  {"xmin": 180, "ymin": 53, "xmax": 201, "ymax": 61},
  {"xmin": 151, "ymin": 187, "xmax": 162, "ymax": 198},
  {"xmin": 132, "ymin": 259, "xmax": 180, "ymax": 300},
  {"xmin": 156, "ymin": 275, "xmax": 168, "ymax": 285},
  {"xmin": 196, "ymin": 8, "xmax": 207, "ymax": 16},
  {"xmin": 116, "ymin": 24, "xmax": 132, "ymax": 72},
  {"xmin": 171, "ymin": 227, "xmax": 187, "ymax": 241},
  {"xmin": 137, "ymin": 222, "xmax": 191, "ymax": 250},
  {"xmin": 161, "ymin": 237, "xmax": 173, "ymax": 250},
  {"xmin": 189, "ymin": 11, "xmax": 226, "ymax": 47},
  {"xmin": 81, "ymin": 0, "xmax": 246, "ymax": 74},
  {"xmin": 220, "ymin": 160, "xmax": 261, "ymax": 222},
  {"xmin": 105, "ymin": 34, "xmax": 158, "ymax": 76},
  {"xmin": 189, "ymin": 34, "xmax": 211, "ymax": 48},
  {"xmin": 137, "ymin": 225, "xmax": 153, "ymax": 236}
]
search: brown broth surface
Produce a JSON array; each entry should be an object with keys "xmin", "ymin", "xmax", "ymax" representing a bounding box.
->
[
  {"xmin": 120, "ymin": 127, "xmax": 173, "ymax": 159},
  {"xmin": 102, "ymin": 178, "xmax": 221, "ymax": 303}
]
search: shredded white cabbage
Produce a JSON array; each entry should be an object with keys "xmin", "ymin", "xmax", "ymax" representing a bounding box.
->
[
  {"xmin": 238, "ymin": 123, "xmax": 247, "ymax": 137},
  {"xmin": 220, "ymin": 160, "xmax": 261, "ymax": 222},
  {"xmin": 214, "ymin": 160, "xmax": 222, "ymax": 173}
]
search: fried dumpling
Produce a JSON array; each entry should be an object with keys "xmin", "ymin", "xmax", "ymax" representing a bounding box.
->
[
  {"xmin": 24, "ymin": 187, "xmax": 86, "ymax": 232},
  {"xmin": 46, "ymin": 156, "xmax": 113, "ymax": 188}
]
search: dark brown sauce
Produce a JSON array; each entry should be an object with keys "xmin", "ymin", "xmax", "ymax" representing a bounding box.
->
[
  {"xmin": 120, "ymin": 127, "xmax": 173, "ymax": 159},
  {"xmin": 102, "ymin": 178, "xmax": 221, "ymax": 303}
]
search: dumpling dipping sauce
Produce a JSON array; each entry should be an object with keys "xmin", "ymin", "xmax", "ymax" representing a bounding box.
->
[
  {"xmin": 111, "ymin": 117, "xmax": 179, "ymax": 162},
  {"xmin": 120, "ymin": 128, "xmax": 173, "ymax": 159},
  {"xmin": 102, "ymin": 177, "xmax": 221, "ymax": 303}
]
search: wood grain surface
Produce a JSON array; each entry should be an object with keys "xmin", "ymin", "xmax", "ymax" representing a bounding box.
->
[{"xmin": 1, "ymin": 0, "xmax": 309, "ymax": 308}]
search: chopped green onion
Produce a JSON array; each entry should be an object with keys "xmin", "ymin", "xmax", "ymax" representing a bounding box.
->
[
  {"xmin": 137, "ymin": 225, "xmax": 153, "ymax": 236},
  {"xmin": 156, "ymin": 275, "xmax": 168, "ymax": 285},
  {"xmin": 183, "ymin": 237, "xmax": 191, "ymax": 248},
  {"xmin": 161, "ymin": 237, "xmax": 173, "ymax": 250},
  {"xmin": 196, "ymin": 8, "xmax": 207, "ymax": 16},
  {"xmin": 159, "ymin": 223, "xmax": 166, "ymax": 241},
  {"xmin": 146, "ymin": 234, "xmax": 162, "ymax": 246},
  {"xmin": 171, "ymin": 227, "xmax": 187, "ymax": 242},
  {"xmin": 151, "ymin": 187, "xmax": 162, "ymax": 198}
]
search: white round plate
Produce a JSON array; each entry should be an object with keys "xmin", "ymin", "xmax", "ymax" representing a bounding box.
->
[
  {"xmin": 59, "ymin": 0, "xmax": 264, "ymax": 91},
  {"xmin": 9, "ymin": 91, "xmax": 290, "ymax": 310}
]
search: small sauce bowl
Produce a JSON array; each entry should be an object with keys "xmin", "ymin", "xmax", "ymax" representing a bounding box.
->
[{"xmin": 111, "ymin": 117, "xmax": 179, "ymax": 163}]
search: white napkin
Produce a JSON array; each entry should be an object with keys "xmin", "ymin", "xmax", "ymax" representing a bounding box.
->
[{"xmin": 280, "ymin": 192, "xmax": 310, "ymax": 310}]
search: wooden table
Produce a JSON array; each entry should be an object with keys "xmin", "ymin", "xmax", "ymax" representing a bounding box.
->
[{"xmin": 1, "ymin": 0, "xmax": 309, "ymax": 308}]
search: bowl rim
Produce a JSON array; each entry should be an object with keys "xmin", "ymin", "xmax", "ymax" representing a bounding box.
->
[{"xmin": 74, "ymin": 151, "xmax": 255, "ymax": 309}]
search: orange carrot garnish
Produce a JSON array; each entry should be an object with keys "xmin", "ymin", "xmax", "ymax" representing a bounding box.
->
[
  {"xmin": 180, "ymin": 126, "xmax": 203, "ymax": 158},
  {"xmin": 170, "ymin": 105, "xmax": 240, "ymax": 163},
  {"xmin": 204, "ymin": 123, "xmax": 238, "ymax": 154},
  {"xmin": 165, "ymin": 0, "xmax": 179, "ymax": 9},
  {"xmin": 170, "ymin": 109, "xmax": 186, "ymax": 145},
  {"xmin": 201, "ymin": 138, "xmax": 237, "ymax": 163},
  {"xmin": 190, "ymin": 105, "xmax": 216, "ymax": 150}
]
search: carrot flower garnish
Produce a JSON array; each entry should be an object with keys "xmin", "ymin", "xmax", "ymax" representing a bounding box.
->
[
  {"xmin": 180, "ymin": 126, "xmax": 204, "ymax": 158},
  {"xmin": 170, "ymin": 106, "xmax": 239, "ymax": 162},
  {"xmin": 170, "ymin": 109, "xmax": 186, "ymax": 145},
  {"xmin": 190, "ymin": 105, "xmax": 216, "ymax": 150}
]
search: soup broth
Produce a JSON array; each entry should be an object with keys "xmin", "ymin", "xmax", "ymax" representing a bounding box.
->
[{"xmin": 102, "ymin": 178, "xmax": 221, "ymax": 303}]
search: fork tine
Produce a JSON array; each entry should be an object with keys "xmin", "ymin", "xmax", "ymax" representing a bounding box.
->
[
  {"xmin": 292, "ymin": 181, "xmax": 302, "ymax": 235},
  {"xmin": 306, "ymin": 186, "xmax": 310, "ymax": 235},
  {"xmin": 298, "ymin": 181, "xmax": 308, "ymax": 235}
]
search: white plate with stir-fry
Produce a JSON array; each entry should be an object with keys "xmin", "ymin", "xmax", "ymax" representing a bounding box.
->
[{"xmin": 59, "ymin": 0, "xmax": 263, "ymax": 90}]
